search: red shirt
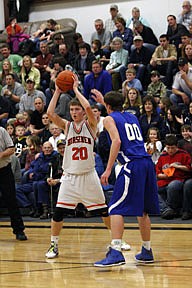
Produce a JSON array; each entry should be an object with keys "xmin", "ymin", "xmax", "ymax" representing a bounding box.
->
[
  {"xmin": 6, "ymin": 24, "xmax": 22, "ymax": 36},
  {"xmin": 156, "ymin": 149, "xmax": 192, "ymax": 187}
]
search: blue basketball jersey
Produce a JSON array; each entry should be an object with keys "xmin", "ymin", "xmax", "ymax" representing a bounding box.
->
[{"xmin": 109, "ymin": 111, "xmax": 149, "ymax": 164}]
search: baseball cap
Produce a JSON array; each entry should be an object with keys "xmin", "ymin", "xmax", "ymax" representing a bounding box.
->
[
  {"xmin": 110, "ymin": 4, "xmax": 118, "ymax": 10},
  {"xmin": 133, "ymin": 35, "xmax": 143, "ymax": 41},
  {"xmin": 151, "ymin": 70, "xmax": 160, "ymax": 77},
  {"xmin": 26, "ymin": 77, "xmax": 35, "ymax": 83},
  {"xmin": 178, "ymin": 57, "xmax": 188, "ymax": 66},
  {"xmin": 57, "ymin": 139, "xmax": 66, "ymax": 147}
]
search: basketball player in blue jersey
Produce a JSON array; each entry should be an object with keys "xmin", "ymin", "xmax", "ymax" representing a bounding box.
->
[{"xmin": 92, "ymin": 90, "xmax": 160, "ymax": 267}]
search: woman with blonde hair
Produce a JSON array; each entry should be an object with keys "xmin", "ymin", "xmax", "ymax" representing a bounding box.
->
[
  {"xmin": 20, "ymin": 55, "xmax": 40, "ymax": 90},
  {"xmin": 123, "ymin": 87, "xmax": 142, "ymax": 118}
]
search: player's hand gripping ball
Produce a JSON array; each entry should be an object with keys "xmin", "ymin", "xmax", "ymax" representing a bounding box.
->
[{"xmin": 56, "ymin": 70, "xmax": 75, "ymax": 92}]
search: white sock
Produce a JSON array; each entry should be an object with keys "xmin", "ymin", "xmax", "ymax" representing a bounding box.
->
[
  {"xmin": 143, "ymin": 241, "xmax": 151, "ymax": 251},
  {"xmin": 51, "ymin": 236, "xmax": 59, "ymax": 245},
  {"xmin": 111, "ymin": 239, "xmax": 122, "ymax": 251}
]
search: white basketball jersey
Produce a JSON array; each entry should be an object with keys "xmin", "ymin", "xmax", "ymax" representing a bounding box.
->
[{"xmin": 63, "ymin": 120, "xmax": 96, "ymax": 174}]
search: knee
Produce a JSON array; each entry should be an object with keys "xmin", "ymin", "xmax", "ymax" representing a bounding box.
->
[{"xmin": 52, "ymin": 207, "xmax": 65, "ymax": 222}]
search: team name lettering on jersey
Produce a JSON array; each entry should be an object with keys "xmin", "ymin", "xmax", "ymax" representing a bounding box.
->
[{"xmin": 68, "ymin": 136, "xmax": 91, "ymax": 146}]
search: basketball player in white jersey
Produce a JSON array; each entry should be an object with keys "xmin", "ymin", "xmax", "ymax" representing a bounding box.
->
[{"xmin": 45, "ymin": 75, "xmax": 130, "ymax": 258}]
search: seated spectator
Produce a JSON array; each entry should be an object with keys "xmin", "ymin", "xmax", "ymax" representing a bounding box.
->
[
  {"xmin": 170, "ymin": 57, "xmax": 192, "ymax": 106},
  {"xmin": 149, "ymin": 34, "xmax": 177, "ymax": 89},
  {"xmin": 84, "ymin": 60, "xmax": 112, "ymax": 105},
  {"xmin": 49, "ymin": 33, "xmax": 65, "ymax": 55},
  {"xmin": 122, "ymin": 68, "xmax": 143, "ymax": 94},
  {"xmin": 147, "ymin": 70, "xmax": 167, "ymax": 103},
  {"xmin": 144, "ymin": 127, "xmax": 163, "ymax": 164},
  {"xmin": 73, "ymin": 32, "xmax": 91, "ymax": 55},
  {"xmin": 106, "ymin": 37, "xmax": 128, "ymax": 91},
  {"xmin": 0, "ymin": 59, "xmax": 19, "ymax": 86},
  {"xmin": 178, "ymin": 31, "xmax": 192, "ymax": 58},
  {"xmin": 178, "ymin": 124, "xmax": 192, "ymax": 156},
  {"xmin": 48, "ymin": 123, "xmax": 65, "ymax": 151},
  {"xmin": 158, "ymin": 96, "xmax": 172, "ymax": 120},
  {"xmin": 183, "ymin": 43, "xmax": 192, "ymax": 65},
  {"xmin": 0, "ymin": 95, "xmax": 11, "ymax": 127},
  {"xmin": 19, "ymin": 78, "xmax": 46, "ymax": 113},
  {"xmin": 90, "ymin": 19, "xmax": 112, "ymax": 53},
  {"xmin": 133, "ymin": 20, "xmax": 159, "ymax": 47},
  {"xmin": 38, "ymin": 113, "xmax": 52, "ymax": 144},
  {"xmin": 73, "ymin": 43, "xmax": 96, "ymax": 85},
  {"xmin": 126, "ymin": 6, "xmax": 150, "ymax": 30},
  {"xmin": 182, "ymin": 100, "xmax": 192, "ymax": 125},
  {"xmin": 6, "ymin": 16, "xmax": 29, "ymax": 53},
  {"xmin": 139, "ymin": 95, "xmax": 166, "ymax": 141},
  {"xmin": 16, "ymin": 141, "xmax": 59, "ymax": 218},
  {"xmin": 29, "ymin": 96, "xmax": 47, "ymax": 136},
  {"xmin": 1, "ymin": 73, "xmax": 25, "ymax": 117},
  {"xmin": 32, "ymin": 19, "xmax": 57, "ymax": 52},
  {"xmin": 123, "ymin": 87, "xmax": 142, "ymax": 119},
  {"xmin": 166, "ymin": 15, "xmax": 189, "ymax": 50},
  {"xmin": 165, "ymin": 106, "xmax": 183, "ymax": 139},
  {"xmin": 6, "ymin": 122, "xmax": 16, "ymax": 142},
  {"xmin": 91, "ymin": 104, "xmax": 105, "ymax": 138},
  {"xmin": 50, "ymin": 43, "xmax": 75, "ymax": 70},
  {"xmin": 20, "ymin": 134, "xmax": 42, "ymax": 172},
  {"xmin": 0, "ymin": 44, "xmax": 22, "ymax": 74},
  {"xmin": 120, "ymin": 35, "xmax": 152, "ymax": 88},
  {"xmin": 14, "ymin": 125, "xmax": 27, "ymax": 158},
  {"xmin": 91, "ymin": 39, "xmax": 107, "ymax": 62},
  {"xmin": 113, "ymin": 17, "xmax": 133, "ymax": 52},
  {"xmin": 156, "ymin": 134, "xmax": 192, "ymax": 219},
  {"xmin": 34, "ymin": 41, "xmax": 53, "ymax": 92},
  {"xmin": 14, "ymin": 112, "xmax": 31, "ymax": 135},
  {"xmin": 177, "ymin": 1, "xmax": 192, "ymax": 30},
  {"xmin": 20, "ymin": 55, "xmax": 41, "ymax": 90},
  {"xmin": 105, "ymin": 4, "xmax": 122, "ymax": 35}
]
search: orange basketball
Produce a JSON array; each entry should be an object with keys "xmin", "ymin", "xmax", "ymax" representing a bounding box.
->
[{"xmin": 56, "ymin": 70, "xmax": 74, "ymax": 92}]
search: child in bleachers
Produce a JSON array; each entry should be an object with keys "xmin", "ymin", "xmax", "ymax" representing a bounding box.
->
[
  {"xmin": 122, "ymin": 68, "xmax": 143, "ymax": 94},
  {"xmin": 6, "ymin": 122, "xmax": 16, "ymax": 142},
  {"xmin": 147, "ymin": 70, "xmax": 167, "ymax": 103},
  {"xmin": 14, "ymin": 125, "xmax": 28, "ymax": 158},
  {"xmin": 144, "ymin": 127, "xmax": 163, "ymax": 164},
  {"xmin": 177, "ymin": 124, "xmax": 192, "ymax": 157}
]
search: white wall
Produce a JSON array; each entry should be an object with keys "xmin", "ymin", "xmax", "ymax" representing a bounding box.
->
[
  {"xmin": 0, "ymin": 0, "xmax": 5, "ymax": 30},
  {"xmin": 29, "ymin": 0, "xmax": 182, "ymax": 42}
]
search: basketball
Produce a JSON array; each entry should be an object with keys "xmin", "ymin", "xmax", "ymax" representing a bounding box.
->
[{"xmin": 56, "ymin": 70, "xmax": 74, "ymax": 92}]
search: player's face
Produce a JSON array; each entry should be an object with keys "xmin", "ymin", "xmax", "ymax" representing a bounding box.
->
[{"xmin": 70, "ymin": 105, "xmax": 85, "ymax": 122}]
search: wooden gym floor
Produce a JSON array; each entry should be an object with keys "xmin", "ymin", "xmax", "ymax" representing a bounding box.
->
[{"xmin": 0, "ymin": 218, "xmax": 192, "ymax": 288}]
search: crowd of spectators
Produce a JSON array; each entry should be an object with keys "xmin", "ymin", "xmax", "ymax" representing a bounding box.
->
[{"xmin": 0, "ymin": 2, "xmax": 192, "ymax": 221}]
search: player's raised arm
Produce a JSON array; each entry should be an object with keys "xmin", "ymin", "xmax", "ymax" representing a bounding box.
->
[
  {"xmin": 73, "ymin": 75, "xmax": 97, "ymax": 130},
  {"xmin": 47, "ymin": 85, "xmax": 67, "ymax": 132}
]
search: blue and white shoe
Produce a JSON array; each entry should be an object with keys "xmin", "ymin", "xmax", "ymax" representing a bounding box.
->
[
  {"xmin": 94, "ymin": 247, "xmax": 126, "ymax": 267},
  {"xmin": 135, "ymin": 246, "xmax": 154, "ymax": 263}
]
